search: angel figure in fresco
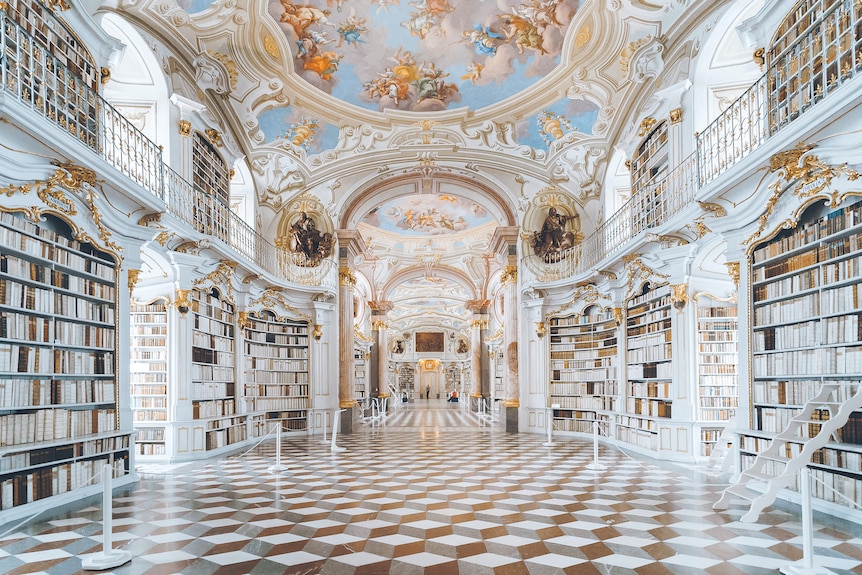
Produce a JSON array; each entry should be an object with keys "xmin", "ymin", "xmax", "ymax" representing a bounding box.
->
[
  {"xmin": 280, "ymin": 1, "xmax": 335, "ymax": 37},
  {"xmin": 462, "ymin": 25, "xmax": 503, "ymax": 57},
  {"xmin": 375, "ymin": 0, "xmax": 400, "ymax": 13},
  {"xmin": 515, "ymin": 0, "xmax": 565, "ymax": 31},
  {"xmin": 303, "ymin": 51, "xmax": 342, "ymax": 81},
  {"xmin": 499, "ymin": 13, "xmax": 547, "ymax": 55},
  {"xmin": 325, "ymin": 0, "xmax": 347, "ymax": 12},
  {"xmin": 409, "ymin": 0, "xmax": 454, "ymax": 16},
  {"xmin": 336, "ymin": 9, "xmax": 367, "ymax": 47},
  {"xmin": 296, "ymin": 29, "xmax": 333, "ymax": 58},
  {"xmin": 461, "ymin": 61, "xmax": 484, "ymax": 83},
  {"xmin": 402, "ymin": 10, "xmax": 440, "ymax": 40}
]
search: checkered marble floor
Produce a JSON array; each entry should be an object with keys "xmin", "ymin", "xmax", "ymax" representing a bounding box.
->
[{"xmin": 1, "ymin": 400, "xmax": 861, "ymax": 575}]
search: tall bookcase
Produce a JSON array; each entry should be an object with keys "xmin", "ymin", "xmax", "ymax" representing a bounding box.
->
[
  {"xmin": 130, "ymin": 299, "xmax": 168, "ymax": 458},
  {"xmin": 549, "ymin": 306, "xmax": 618, "ymax": 435},
  {"xmin": 745, "ymin": 197, "xmax": 862, "ymax": 510},
  {"xmin": 0, "ymin": 211, "xmax": 130, "ymax": 515},
  {"xmin": 191, "ymin": 287, "xmax": 243, "ymax": 450},
  {"xmin": 354, "ymin": 344, "xmax": 367, "ymax": 404},
  {"xmin": 621, "ymin": 283, "xmax": 672, "ymax": 450},
  {"xmin": 397, "ymin": 364, "xmax": 415, "ymax": 399},
  {"xmin": 492, "ymin": 346, "xmax": 504, "ymax": 401},
  {"xmin": 630, "ymin": 120, "xmax": 669, "ymax": 232},
  {"xmin": 243, "ymin": 310, "xmax": 309, "ymax": 432},
  {"xmin": 696, "ymin": 296, "xmax": 739, "ymax": 457}
]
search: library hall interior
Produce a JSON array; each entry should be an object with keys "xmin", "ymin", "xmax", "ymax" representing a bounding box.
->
[{"xmin": 2, "ymin": 0, "xmax": 862, "ymax": 573}]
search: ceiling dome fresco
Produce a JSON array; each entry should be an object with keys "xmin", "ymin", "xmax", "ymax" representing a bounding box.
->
[
  {"xmin": 361, "ymin": 193, "xmax": 497, "ymax": 236},
  {"xmin": 265, "ymin": 0, "xmax": 581, "ymax": 113}
]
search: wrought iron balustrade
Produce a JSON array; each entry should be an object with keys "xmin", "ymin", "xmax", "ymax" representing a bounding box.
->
[{"xmin": 0, "ymin": 8, "xmax": 335, "ymax": 288}]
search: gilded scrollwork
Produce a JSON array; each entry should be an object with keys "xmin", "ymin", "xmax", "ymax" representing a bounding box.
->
[
  {"xmin": 725, "ymin": 261, "xmax": 740, "ymax": 288},
  {"xmin": 248, "ymin": 288, "xmax": 312, "ymax": 322},
  {"xmin": 625, "ymin": 257, "xmax": 668, "ymax": 299},
  {"xmin": 500, "ymin": 265, "xmax": 518, "ymax": 285},
  {"xmin": 193, "ymin": 261, "xmax": 237, "ymax": 304},
  {"xmin": 339, "ymin": 267, "xmax": 357, "ymax": 286}
]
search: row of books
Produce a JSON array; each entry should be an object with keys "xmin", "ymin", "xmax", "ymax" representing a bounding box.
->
[
  {"xmin": 0, "ymin": 240, "xmax": 115, "ymax": 285},
  {"xmin": 55, "ymin": 319, "xmax": 114, "ymax": 348},
  {"xmin": 550, "ymin": 357, "xmax": 615, "ymax": 370},
  {"xmin": 699, "ymin": 362, "xmax": 737, "ymax": 374},
  {"xmin": 245, "ymin": 320, "xmax": 307, "ymax": 334},
  {"xmin": 626, "ymin": 397, "xmax": 672, "ymax": 418},
  {"xmin": 0, "ymin": 435, "xmax": 129, "ymax": 473},
  {"xmin": 751, "ymin": 199, "xmax": 862, "ymax": 263},
  {"xmin": 0, "ymin": 378, "xmax": 115, "ymax": 407},
  {"xmin": 698, "ymin": 306, "xmax": 737, "ymax": 318},
  {"xmin": 627, "ymin": 309, "xmax": 671, "ymax": 327},
  {"xmin": 627, "ymin": 287, "xmax": 671, "ymax": 309},
  {"xmin": 629, "ymin": 380, "xmax": 670, "ymax": 399},
  {"xmin": 245, "ymin": 343, "xmax": 308, "ymax": 360},
  {"xmin": 245, "ymin": 333, "xmax": 308, "ymax": 348},
  {"xmin": 131, "ymin": 397, "xmax": 166, "ymax": 409},
  {"xmin": 0, "ymin": 211, "xmax": 110, "ymax": 257},
  {"xmin": 822, "ymin": 314, "xmax": 862, "ymax": 345},
  {"xmin": 0, "ymin": 345, "xmax": 113, "ymax": 375},
  {"xmin": 1, "ymin": 315, "xmax": 114, "ymax": 350},
  {"xmin": 130, "ymin": 372, "xmax": 166, "ymax": 383},
  {"xmin": 245, "ymin": 369, "xmax": 309, "ymax": 384},
  {"xmin": 549, "ymin": 381, "xmax": 618, "ymax": 395},
  {"xmin": 549, "ymin": 313, "xmax": 615, "ymax": 327},
  {"xmin": 699, "ymin": 382, "xmax": 738, "ymax": 396},
  {"xmin": 698, "ymin": 332, "xmax": 738, "ymax": 343},
  {"xmin": 699, "ymin": 407, "xmax": 736, "ymax": 421},
  {"xmin": 192, "ymin": 331, "xmax": 233, "ymax": 351},
  {"xmin": 548, "ymin": 332, "xmax": 617, "ymax": 345},
  {"xmin": 130, "ymin": 348, "xmax": 164, "ymax": 361},
  {"xmin": 616, "ymin": 425, "xmax": 658, "ymax": 449},
  {"xmin": 628, "ymin": 361, "xmax": 672, "ymax": 379},
  {"xmin": 822, "ymin": 283, "xmax": 862, "ymax": 313},
  {"xmin": 245, "ymin": 357, "xmax": 307, "ymax": 373},
  {"xmin": 205, "ymin": 425, "xmax": 246, "ymax": 450},
  {"xmin": 0, "ymin": 256, "xmax": 115, "ymax": 300},
  {"xmin": 133, "ymin": 410, "xmax": 167, "ymax": 421},
  {"xmin": 753, "ymin": 320, "xmax": 819, "ymax": 351},
  {"xmin": 244, "ymin": 382, "xmax": 309, "ymax": 395},
  {"xmin": 54, "ymin": 293, "xmax": 115, "ymax": 323},
  {"xmin": 822, "ymin": 253, "xmax": 862, "ymax": 284},
  {"xmin": 136, "ymin": 443, "xmax": 166, "ymax": 455},
  {"xmin": 753, "ymin": 267, "xmax": 818, "ymax": 299},
  {"xmin": 190, "ymin": 378, "xmax": 233, "ymax": 398},
  {"xmin": 739, "ymin": 452, "xmax": 862, "ymax": 506},
  {"xmin": 700, "ymin": 396, "xmax": 738, "ymax": 407},
  {"xmin": 131, "ymin": 384, "xmax": 167, "ymax": 396},
  {"xmin": 551, "ymin": 418, "xmax": 600, "ymax": 433},
  {"xmin": 551, "ymin": 367, "xmax": 616, "ymax": 382},
  {"xmin": 626, "ymin": 343, "xmax": 672, "ymax": 365},
  {"xmin": 1, "ymin": 280, "xmax": 53, "ymax": 314},
  {"xmin": 0, "ymin": 456, "xmax": 126, "ymax": 509},
  {"xmin": 191, "ymin": 347, "xmax": 234, "ymax": 367},
  {"xmin": 247, "ymin": 397, "xmax": 309, "ymax": 411},
  {"xmin": 136, "ymin": 428, "xmax": 165, "ymax": 441},
  {"xmin": 626, "ymin": 330, "xmax": 672, "ymax": 349},
  {"xmin": 192, "ymin": 298, "xmax": 234, "ymax": 321},
  {"xmin": 626, "ymin": 321, "xmax": 671, "ymax": 338},
  {"xmin": 130, "ymin": 312, "xmax": 167, "ymax": 324},
  {"xmin": 130, "ymin": 338, "xmax": 165, "ymax": 348},
  {"xmin": 193, "ymin": 398, "xmax": 235, "ymax": 419},
  {"xmin": 193, "ymin": 315, "xmax": 234, "ymax": 337},
  {"xmin": 0, "ymin": 408, "xmax": 116, "ymax": 446},
  {"xmin": 754, "ymin": 293, "xmax": 818, "ymax": 325},
  {"xmin": 549, "ymin": 396, "xmax": 614, "ymax": 410}
]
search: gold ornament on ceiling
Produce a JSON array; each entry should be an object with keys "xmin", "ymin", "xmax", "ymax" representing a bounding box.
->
[
  {"xmin": 619, "ymin": 36, "xmax": 651, "ymax": 76},
  {"xmin": 263, "ymin": 35, "xmax": 279, "ymax": 59},
  {"xmin": 575, "ymin": 25, "xmax": 590, "ymax": 48}
]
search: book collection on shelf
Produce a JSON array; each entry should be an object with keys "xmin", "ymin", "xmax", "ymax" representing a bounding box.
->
[
  {"xmin": 697, "ymin": 301, "xmax": 739, "ymax": 455},
  {"xmin": 191, "ymin": 288, "xmax": 244, "ymax": 448},
  {"xmin": 0, "ymin": 211, "xmax": 129, "ymax": 512},
  {"xmin": 354, "ymin": 346, "xmax": 366, "ymax": 403},
  {"xmin": 548, "ymin": 306, "xmax": 618, "ymax": 435},
  {"xmin": 621, "ymin": 284, "xmax": 672, "ymax": 450},
  {"xmin": 746, "ymin": 196, "xmax": 862, "ymax": 509},
  {"xmin": 130, "ymin": 300, "xmax": 168, "ymax": 456},
  {"xmin": 242, "ymin": 311, "xmax": 309, "ymax": 432}
]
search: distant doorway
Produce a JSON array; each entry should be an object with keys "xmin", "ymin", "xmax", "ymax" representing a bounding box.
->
[{"xmin": 419, "ymin": 359, "xmax": 440, "ymax": 398}]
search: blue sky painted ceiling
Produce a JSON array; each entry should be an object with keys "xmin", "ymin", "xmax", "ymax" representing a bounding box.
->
[{"xmin": 361, "ymin": 193, "xmax": 497, "ymax": 236}]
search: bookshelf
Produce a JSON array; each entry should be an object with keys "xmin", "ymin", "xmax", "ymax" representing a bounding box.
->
[
  {"xmin": 191, "ymin": 287, "xmax": 244, "ymax": 450},
  {"xmin": 242, "ymin": 310, "xmax": 309, "ymax": 432},
  {"xmin": 696, "ymin": 297, "xmax": 738, "ymax": 457},
  {"xmin": 549, "ymin": 306, "xmax": 618, "ymax": 435},
  {"xmin": 621, "ymin": 283, "xmax": 672, "ymax": 450},
  {"xmin": 630, "ymin": 120, "xmax": 669, "ymax": 231},
  {"xmin": 492, "ymin": 346, "xmax": 504, "ymax": 401},
  {"xmin": 130, "ymin": 299, "xmax": 168, "ymax": 458},
  {"xmin": 0, "ymin": 211, "xmax": 129, "ymax": 513},
  {"xmin": 397, "ymin": 364, "xmax": 415, "ymax": 399},
  {"xmin": 354, "ymin": 344, "xmax": 367, "ymax": 404},
  {"xmin": 745, "ymin": 197, "xmax": 862, "ymax": 510}
]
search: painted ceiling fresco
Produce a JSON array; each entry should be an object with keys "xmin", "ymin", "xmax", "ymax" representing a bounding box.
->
[
  {"xmin": 361, "ymin": 193, "xmax": 496, "ymax": 236},
  {"xmin": 389, "ymin": 277, "xmax": 472, "ymax": 319},
  {"xmin": 263, "ymin": 0, "xmax": 581, "ymax": 113}
]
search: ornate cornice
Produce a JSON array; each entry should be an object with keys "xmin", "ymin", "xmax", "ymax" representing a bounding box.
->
[
  {"xmin": 248, "ymin": 288, "xmax": 312, "ymax": 322},
  {"xmin": 128, "ymin": 269, "xmax": 141, "ymax": 294},
  {"xmin": 193, "ymin": 261, "xmax": 237, "ymax": 304},
  {"xmin": 725, "ymin": 261, "xmax": 740, "ymax": 288},
  {"xmin": 626, "ymin": 257, "xmax": 669, "ymax": 298},
  {"xmin": 339, "ymin": 267, "xmax": 357, "ymax": 286},
  {"xmin": 670, "ymin": 283, "xmax": 689, "ymax": 310},
  {"xmin": 500, "ymin": 265, "xmax": 518, "ymax": 285}
]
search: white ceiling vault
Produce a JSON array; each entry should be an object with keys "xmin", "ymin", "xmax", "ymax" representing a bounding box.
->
[{"xmin": 103, "ymin": 0, "xmax": 734, "ymax": 337}]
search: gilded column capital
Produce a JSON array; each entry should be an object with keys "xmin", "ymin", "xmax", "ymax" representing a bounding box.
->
[
  {"xmin": 127, "ymin": 269, "xmax": 141, "ymax": 294},
  {"xmin": 339, "ymin": 267, "xmax": 356, "ymax": 286},
  {"xmin": 238, "ymin": 311, "xmax": 250, "ymax": 329},
  {"xmin": 371, "ymin": 320, "xmax": 387, "ymax": 331},
  {"xmin": 669, "ymin": 107, "xmax": 683, "ymax": 124},
  {"xmin": 205, "ymin": 128, "xmax": 223, "ymax": 147},
  {"xmin": 500, "ymin": 265, "xmax": 518, "ymax": 285},
  {"xmin": 178, "ymin": 120, "xmax": 191, "ymax": 137},
  {"xmin": 670, "ymin": 283, "xmax": 689, "ymax": 310},
  {"xmin": 470, "ymin": 319, "xmax": 489, "ymax": 330},
  {"xmin": 502, "ymin": 399, "xmax": 520, "ymax": 408},
  {"xmin": 725, "ymin": 261, "xmax": 740, "ymax": 288},
  {"xmin": 174, "ymin": 289, "xmax": 191, "ymax": 315}
]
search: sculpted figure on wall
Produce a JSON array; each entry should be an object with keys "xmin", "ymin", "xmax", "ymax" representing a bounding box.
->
[
  {"xmin": 531, "ymin": 207, "xmax": 580, "ymax": 261},
  {"xmin": 288, "ymin": 211, "xmax": 333, "ymax": 266}
]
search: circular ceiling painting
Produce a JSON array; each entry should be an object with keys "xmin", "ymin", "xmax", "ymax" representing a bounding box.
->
[
  {"xmin": 266, "ymin": 0, "xmax": 581, "ymax": 113},
  {"xmin": 361, "ymin": 193, "xmax": 497, "ymax": 236}
]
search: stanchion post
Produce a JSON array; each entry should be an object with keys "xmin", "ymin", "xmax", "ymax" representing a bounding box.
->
[
  {"xmin": 268, "ymin": 423, "xmax": 288, "ymax": 473},
  {"xmin": 586, "ymin": 420, "xmax": 607, "ymax": 471},
  {"xmin": 81, "ymin": 465, "xmax": 132, "ymax": 570},
  {"xmin": 321, "ymin": 409, "xmax": 328, "ymax": 444},
  {"xmin": 543, "ymin": 404, "xmax": 559, "ymax": 447},
  {"xmin": 780, "ymin": 467, "xmax": 836, "ymax": 575},
  {"xmin": 331, "ymin": 408, "xmax": 347, "ymax": 452}
]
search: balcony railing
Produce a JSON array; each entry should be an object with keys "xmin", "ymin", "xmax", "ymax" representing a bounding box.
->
[
  {"xmin": 526, "ymin": 0, "xmax": 861, "ymax": 281},
  {"xmin": 0, "ymin": 8, "xmax": 335, "ymax": 289}
]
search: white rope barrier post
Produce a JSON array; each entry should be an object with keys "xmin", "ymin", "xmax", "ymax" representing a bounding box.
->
[
  {"xmin": 81, "ymin": 464, "xmax": 132, "ymax": 570},
  {"xmin": 331, "ymin": 408, "xmax": 347, "ymax": 453},
  {"xmin": 585, "ymin": 420, "xmax": 607, "ymax": 471},
  {"xmin": 780, "ymin": 468, "xmax": 836, "ymax": 575},
  {"xmin": 268, "ymin": 423, "xmax": 288, "ymax": 473},
  {"xmin": 543, "ymin": 404, "xmax": 559, "ymax": 447},
  {"xmin": 321, "ymin": 409, "xmax": 329, "ymax": 444}
]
